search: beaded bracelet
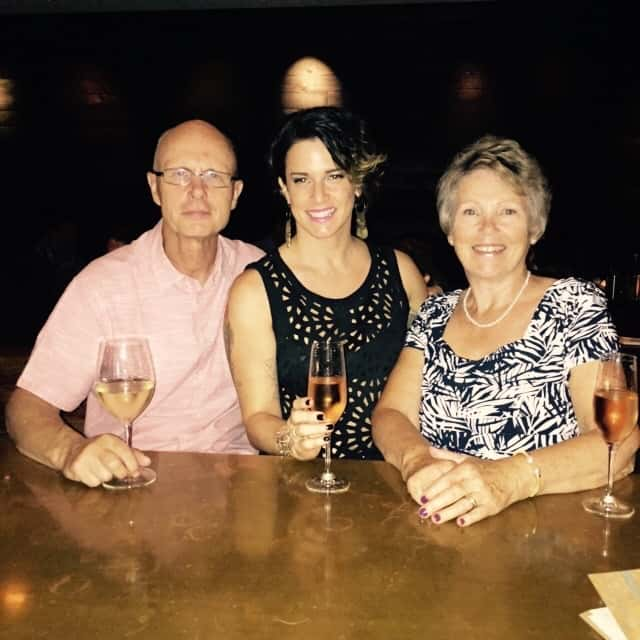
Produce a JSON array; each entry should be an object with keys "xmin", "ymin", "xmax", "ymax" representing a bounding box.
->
[
  {"xmin": 517, "ymin": 450, "xmax": 542, "ymax": 498},
  {"xmin": 275, "ymin": 425, "xmax": 293, "ymax": 457}
]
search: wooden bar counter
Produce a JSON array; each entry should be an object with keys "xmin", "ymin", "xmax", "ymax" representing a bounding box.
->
[{"xmin": 1, "ymin": 435, "xmax": 639, "ymax": 639}]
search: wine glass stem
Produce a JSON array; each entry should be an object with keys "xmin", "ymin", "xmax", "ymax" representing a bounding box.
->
[
  {"xmin": 322, "ymin": 438, "xmax": 334, "ymax": 481},
  {"xmin": 123, "ymin": 422, "xmax": 133, "ymax": 448},
  {"xmin": 604, "ymin": 443, "xmax": 616, "ymax": 503}
]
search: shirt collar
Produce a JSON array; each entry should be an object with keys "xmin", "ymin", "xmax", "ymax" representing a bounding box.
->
[{"xmin": 148, "ymin": 220, "xmax": 223, "ymax": 293}]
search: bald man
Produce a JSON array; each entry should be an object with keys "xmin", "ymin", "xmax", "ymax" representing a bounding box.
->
[{"xmin": 6, "ymin": 120, "xmax": 264, "ymax": 487}]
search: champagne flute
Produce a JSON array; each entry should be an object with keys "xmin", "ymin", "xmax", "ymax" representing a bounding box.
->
[
  {"xmin": 306, "ymin": 339, "xmax": 349, "ymax": 494},
  {"xmin": 583, "ymin": 352, "xmax": 638, "ymax": 518},
  {"xmin": 94, "ymin": 337, "xmax": 156, "ymax": 490}
]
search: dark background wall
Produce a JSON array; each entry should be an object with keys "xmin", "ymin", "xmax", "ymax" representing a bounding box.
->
[{"xmin": 0, "ymin": 1, "xmax": 634, "ymax": 344}]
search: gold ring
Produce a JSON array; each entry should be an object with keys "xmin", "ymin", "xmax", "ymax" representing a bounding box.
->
[{"xmin": 468, "ymin": 495, "xmax": 478, "ymax": 510}]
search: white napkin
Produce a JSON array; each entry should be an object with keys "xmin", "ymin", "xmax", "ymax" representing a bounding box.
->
[
  {"xmin": 581, "ymin": 569, "xmax": 640, "ymax": 640},
  {"xmin": 580, "ymin": 607, "xmax": 628, "ymax": 640}
]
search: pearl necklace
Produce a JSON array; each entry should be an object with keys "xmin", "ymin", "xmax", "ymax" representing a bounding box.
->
[{"xmin": 463, "ymin": 271, "xmax": 531, "ymax": 329}]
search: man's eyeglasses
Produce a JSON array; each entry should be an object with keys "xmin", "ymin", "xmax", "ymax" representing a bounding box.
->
[{"xmin": 152, "ymin": 167, "xmax": 238, "ymax": 189}]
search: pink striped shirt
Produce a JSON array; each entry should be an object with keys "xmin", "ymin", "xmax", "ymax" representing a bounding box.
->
[{"xmin": 18, "ymin": 221, "xmax": 264, "ymax": 454}]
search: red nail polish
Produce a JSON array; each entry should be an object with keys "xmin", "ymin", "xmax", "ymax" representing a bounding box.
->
[
  {"xmin": 325, "ymin": 424, "xmax": 333, "ymax": 431},
  {"xmin": 419, "ymin": 507, "xmax": 428, "ymax": 518},
  {"xmin": 458, "ymin": 518, "xmax": 465, "ymax": 526},
  {"xmin": 316, "ymin": 414, "xmax": 325, "ymax": 421},
  {"xmin": 432, "ymin": 513, "xmax": 441, "ymax": 523},
  {"xmin": 420, "ymin": 495, "xmax": 428, "ymax": 505}
]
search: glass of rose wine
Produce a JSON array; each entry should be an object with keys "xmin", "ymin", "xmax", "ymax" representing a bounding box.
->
[
  {"xmin": 583, "ymin": 352, "xmax": 638, "ymax": 518},
  {"xmin": 94, "ymin": 337, "xmax": 156, "ymax": 490},
  {"xmin": 305, "ymin": 339, "xmax": 349, "ymax": 494}
]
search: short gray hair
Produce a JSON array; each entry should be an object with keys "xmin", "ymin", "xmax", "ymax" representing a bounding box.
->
[{"xmin": 436, "ymin": 135, "xmax": 551, "ymax": 241}]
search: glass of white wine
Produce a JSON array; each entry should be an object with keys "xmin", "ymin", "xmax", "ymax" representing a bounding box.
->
[
  {"xmin": 305, "ymin": 339, "xmax": 349, "ymax": 494},
  {"xmin": 583, "ymin": 352, "xmax": 638, "ymax": 518},
  {"xmin": 94, "ymin": 337, "xmax": 156, "ymax": 490}
]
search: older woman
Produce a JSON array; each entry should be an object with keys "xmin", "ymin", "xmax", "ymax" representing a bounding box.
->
[
  {"xmin": 225, "ymin": 107, "xmax": 428, "ymax": 461},
  {"xmin": 372, "ymin": 135, "xmax": 639, "ymax": 526}
]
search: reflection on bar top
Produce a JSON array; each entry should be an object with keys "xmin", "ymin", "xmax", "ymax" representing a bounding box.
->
[{"xmin": 619, "ymin": 336, "xmax": 640, "ymax": 347}]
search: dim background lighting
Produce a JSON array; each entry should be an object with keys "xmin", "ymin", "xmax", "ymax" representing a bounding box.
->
[
  {"xmin": 0, "ymin": 77, "xmax": 15, "ymax": 125},
  {"xmin": 281, "ymin": 56, "xmax": 342, "ymax": 114},
  {"xmin": 2, "ymin": 581, "xmax": 29, "ymax": 615},
  {"xmin": 455, "ymin": 65, "xmax": 485, "ymax": 101}
]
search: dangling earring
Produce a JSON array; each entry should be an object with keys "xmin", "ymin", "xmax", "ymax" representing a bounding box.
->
[
  {"xmin": 285, "ymin": 208, "xmax": 292, "ymax": 248},
  {"xmin": 354, "ymin": 196, "xmax": 368, "ymax": 240}
]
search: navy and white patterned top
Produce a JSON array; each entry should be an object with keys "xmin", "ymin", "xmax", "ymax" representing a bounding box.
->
[{"xmin": 406, "ymin": 278, "xmax": 618, "ymax": 459}]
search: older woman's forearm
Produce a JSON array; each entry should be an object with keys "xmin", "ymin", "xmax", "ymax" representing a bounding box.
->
[
  {"xmin": 372, "ymin": 407, "xmax": 432, "ymax": 480},
  {"xmin": 520, "ymin": 428, "xmax": 639, "ymax": 496}
]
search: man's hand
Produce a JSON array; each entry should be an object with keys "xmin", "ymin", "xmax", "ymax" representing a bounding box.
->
[{"xmin": 62, "ymin": 434, "xmax": 150, "ymax": 487}]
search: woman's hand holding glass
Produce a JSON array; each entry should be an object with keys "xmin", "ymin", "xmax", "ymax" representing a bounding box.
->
[{"xmin": 279, "ymin": 397, "xmax": 333, "ymax": 460}]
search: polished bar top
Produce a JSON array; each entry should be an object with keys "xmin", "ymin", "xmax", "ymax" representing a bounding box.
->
[{"xmin": 1, "ymin": 437, "xmax": 639, "ymax": 639}]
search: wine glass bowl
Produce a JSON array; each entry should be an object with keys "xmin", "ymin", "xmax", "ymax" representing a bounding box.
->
[
  {"xmin": 583, "ymin": 352, "xmax": 638, "ymax": 518},
  {"xmin": 94, "ymin": 337, "xmax": 156, "ymax": 490},
  {"xmin": 305, "ymin": 339, "xmax": 349, "ymax": 494},
  {"xmin": 308, "ymin": 373, "xmax": 347, "ymax": 426}
]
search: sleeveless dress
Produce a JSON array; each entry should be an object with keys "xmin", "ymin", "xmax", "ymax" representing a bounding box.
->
[
  {"xmin": 249, "ymin": 245, "xmax": 409, "ymax": 460},
  {"xmin": 406, "ymin": 278, "xmax": 618, "ymax": 459}
]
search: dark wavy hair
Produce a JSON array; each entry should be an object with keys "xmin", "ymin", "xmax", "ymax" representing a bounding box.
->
[{"xmin": 268, "ymin": 106, "xmax": 386, "ymax": 203}]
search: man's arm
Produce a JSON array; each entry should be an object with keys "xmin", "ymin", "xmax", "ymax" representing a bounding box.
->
[{"xmin": 6, "ymin": 388, "xmax": 149, "ymax": 487}]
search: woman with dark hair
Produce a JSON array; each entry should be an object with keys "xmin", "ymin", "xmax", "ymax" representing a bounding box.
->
[
  {"xmin": 372, "ymin": 135, "xmax": 639, "ymax": 525},
  {"xmin": 225, "ymin": 106, "xmax": 428, "ymax": 460}
]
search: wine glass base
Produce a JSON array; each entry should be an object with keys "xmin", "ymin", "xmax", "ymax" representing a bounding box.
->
[
  {"xmin": 583, "ymin": 495, "xmax": 635, "ymax": 519},
  {"xmin": 306, "ymin": 475, "xmax": 350, "ymax": 494},
  {"xmin": 102, "ymin": 467, "xmax": 157, "ymax": 490}
]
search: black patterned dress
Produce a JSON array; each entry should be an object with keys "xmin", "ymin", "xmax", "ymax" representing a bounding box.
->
[
  {"xmin": 249, "ymin": 246, "xmax": 409, "ymax": 460},
  {"xmin": 407, "ymin": 278, "xmax": 618, "ymax": 458}
]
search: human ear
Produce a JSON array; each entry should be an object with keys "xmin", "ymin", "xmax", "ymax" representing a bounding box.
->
[
  {"xmin": 529, "ymin": 225, "xmax": 543, "ymax": 245},
  {"xmin": 230, "ymin": 179, "xmax": 244, "ymax": 211},
  {"xmin": 277, "ymin": 177, "xmax": 290, "ymax": 205},
  {"xmin": 147, "ymin": 172, "xmax": 162, "ymax": 207}
]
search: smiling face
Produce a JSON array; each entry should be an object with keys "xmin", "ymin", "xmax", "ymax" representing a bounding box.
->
[
  {"xmin": 146, "ymin": 120, "xmax": 243, "ymax": 244},
  {"xmin": 448, "ymin": 168, "xmax": 535, "ymax": 281},
  {"xmin": 278, "ymin": 137, "xmax": 359, "ymax": 243}
]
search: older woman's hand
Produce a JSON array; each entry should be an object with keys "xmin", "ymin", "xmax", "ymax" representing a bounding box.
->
[
  {"xmin": 407, "ymin": 448, "xmax": 524, "ymax": 527},
  {"xmin": 285, "ymin": 397, "xmax": 333, "ymax": 461}
]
